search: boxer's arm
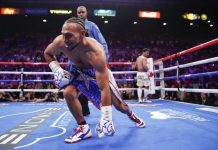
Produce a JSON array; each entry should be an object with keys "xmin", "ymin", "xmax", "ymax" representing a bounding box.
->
[
  {"xmin": 44, "ymin": 42, "xmax": 57, "ymax": 63},
  {"xmin": 87, "ymin": 49, "xmax": 111, "ymax": 106},
  {"xmin": 88, "ymin": 43, "xmax": 115, "ymax": 137},
  {"xmin": 142, "ymin": 57, "xmax": 148, "ymax": 71},
  {"xmin": 89, "ymin": 49, "xmax": 115, "ymax": 138},
  {"xmin": 132, "ymin": 58, "xmax": 138, "ymax": 70},
  {"xmin": 44, "ymin": 36, "xmax": 64, "ymax": 73},
  {"xmin": 44, "ymin": 36, "xmax": 71, "ymax": 88},
  {"xmin": 44, "ymin": 35, "xmax": 62, "ymax": 63},
  {"xmin": 94, "ymin": 58, "xmax": 111, "ymax": 106}
]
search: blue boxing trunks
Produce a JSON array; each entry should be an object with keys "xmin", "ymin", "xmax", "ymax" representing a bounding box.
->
[{"xmin": 67, "ymin": 65, "xmax": 124, "ymax": 109}]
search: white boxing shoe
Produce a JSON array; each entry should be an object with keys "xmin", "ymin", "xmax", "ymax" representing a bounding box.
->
[
  {"xmin": 64, "ymin": 124, "xmax": 92, "ymax": 143},
  {"xmin": 128, "ymin": 111, "xmax": 146, "ymax": 128}
]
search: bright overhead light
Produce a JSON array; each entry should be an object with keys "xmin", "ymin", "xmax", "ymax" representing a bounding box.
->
[
  {"xmin": 104, "ymin": 20, "xmax": 108, "ymax": 23},
  {"xmin": 133, "ymin": 21, "xmax": 137, "ymax": 24},
  {"xmin": 43, "ymin": 19, "xmax": 47, "ymax": 23},
  {"xmin": 163, "ymin": 22, "xmax": 167, "ymax": 26},
  {"xmin": 210, "ymin": 24, "xmax": 213, "ymax": 27},
  {"xmin": 189, "ymin": 22, "xmax": 193, "ymax": 26}
]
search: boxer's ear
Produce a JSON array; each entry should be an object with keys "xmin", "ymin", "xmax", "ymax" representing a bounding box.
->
[
  {"xmin": 85, "ymin": 29, "xmax": 89, "ymax": 37},
  {"xmin": 81, "ymin": 29, "xmax": 86, "ymax": 36}
]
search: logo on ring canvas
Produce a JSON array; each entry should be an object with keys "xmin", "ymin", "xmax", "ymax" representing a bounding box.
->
[{"xmin": 148, "ymin": 109, "xmax": 209, "ymax": 122}]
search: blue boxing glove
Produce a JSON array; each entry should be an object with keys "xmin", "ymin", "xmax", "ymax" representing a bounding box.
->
[{"xmin": 49, "ymin": 61, "xmax": 72, "ymax": 89}]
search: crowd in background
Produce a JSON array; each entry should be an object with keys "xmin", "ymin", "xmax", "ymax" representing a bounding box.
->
[{"xmin": 0, "ymin": 32, "xmax": 217, "ymax": 106}]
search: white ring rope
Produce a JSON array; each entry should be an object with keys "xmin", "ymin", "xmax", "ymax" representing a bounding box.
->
[
  {"xmin": 156, "ymin": 56, "xmax": 218, "ymax": 72},
  {"xmin": 161, "ymin": 88, "xmax": 218, "ymax": 94},
  {"xmin": 111, "ymin": 71, "xmax": 137, "ymax": 74},
  {"xmin": 0, "ymin": 87, "xmax": 218, "ymax": 94},
  {"xmin": 0, "ymin": 71, "xmax": 138, "ymax": 75},
  {"xmin": 1, "ymin": 57, "xmax": 217, "ymax": 75},
  {"xmin": 0, "ymin": 72, "xmax": 54, "ymax": 75},
  {"xmin": 0, "ymin": 55, "xmax": 218, "ymax": 94},
  {"xmin": 0, "ymin": 87, "xmax": 161, "ymax": 92},
  {"xmin": 0, "ymin": 89, "xmax": 60, "ymax": 92}
]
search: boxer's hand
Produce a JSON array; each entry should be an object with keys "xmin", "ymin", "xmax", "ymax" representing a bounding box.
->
[
  {"xmin": 54, "ymin": 68, "xmax": 71, "ymax": 89},
  {"xmin": 49, "ymin": 61, "xmax": 72, "ymax": 89},
  {"xmin": 95, "ymin": 118, "xmax": 115, "ymax": 138}
]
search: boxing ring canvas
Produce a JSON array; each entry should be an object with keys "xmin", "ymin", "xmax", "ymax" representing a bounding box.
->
[{"xmin": 0, "ymin": 100, "xmax": 217, "ymax": 150}]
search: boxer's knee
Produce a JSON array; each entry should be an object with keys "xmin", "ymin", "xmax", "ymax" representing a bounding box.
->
[{"xmin": 63, "ymin": 85, "xmax": 77, "ymax": 101}]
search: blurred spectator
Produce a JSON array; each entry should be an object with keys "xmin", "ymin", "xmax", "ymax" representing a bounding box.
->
[{"xmin": 0, "ymin": 32, "xmax": 217, "ymax": 105}]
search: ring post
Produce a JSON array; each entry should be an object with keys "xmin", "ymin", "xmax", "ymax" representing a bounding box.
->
[
  {"xmin": 158, "ymin": 61, "xmax": 165, "ymax": 99},
  {"xmin": 19, "ymin": 68, "xmax": 24, "ymax": 99}
]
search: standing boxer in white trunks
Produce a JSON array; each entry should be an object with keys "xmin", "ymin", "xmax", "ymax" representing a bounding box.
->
[{"xmin": 134, "ymin": 48, "xmax": 151, "ymax": 103}]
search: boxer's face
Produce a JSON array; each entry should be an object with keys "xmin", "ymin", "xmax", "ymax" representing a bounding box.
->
[
  {"xmin": 61, "ymin": 22, "xmax": 85, "ymax": 50},
  {"xmin": 77, "ymin": 7, "xmax": 87, "ymax": 20},
  {"xmin": 143, "ymin": 51, "xmax": 149, "ymax": 57}
]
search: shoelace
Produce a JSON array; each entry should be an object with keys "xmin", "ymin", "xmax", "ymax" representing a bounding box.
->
[
  {"xmin": 129, "ymin": 113, "xmax": 141, "ymax": 124},
  {"xmin": 70, "ymin": 126, "xmax": 84, "ymax": 138}
]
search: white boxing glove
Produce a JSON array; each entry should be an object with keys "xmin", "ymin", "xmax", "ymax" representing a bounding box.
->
[
  {"xmin": 95, "ymin": 119, "xmax": 115, "ymax": 138},
  {"xmin": 49, "ymin": 61, "xmax": 72, "ymax": 89},
  {"xmin": 95, "ymin": 106, "xmax": 115, "ymax": 138}
]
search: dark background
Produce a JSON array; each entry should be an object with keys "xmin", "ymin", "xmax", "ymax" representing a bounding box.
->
[{"xmin": 0, "ymin": 0, "xmax": 217, "ymax": 38}]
